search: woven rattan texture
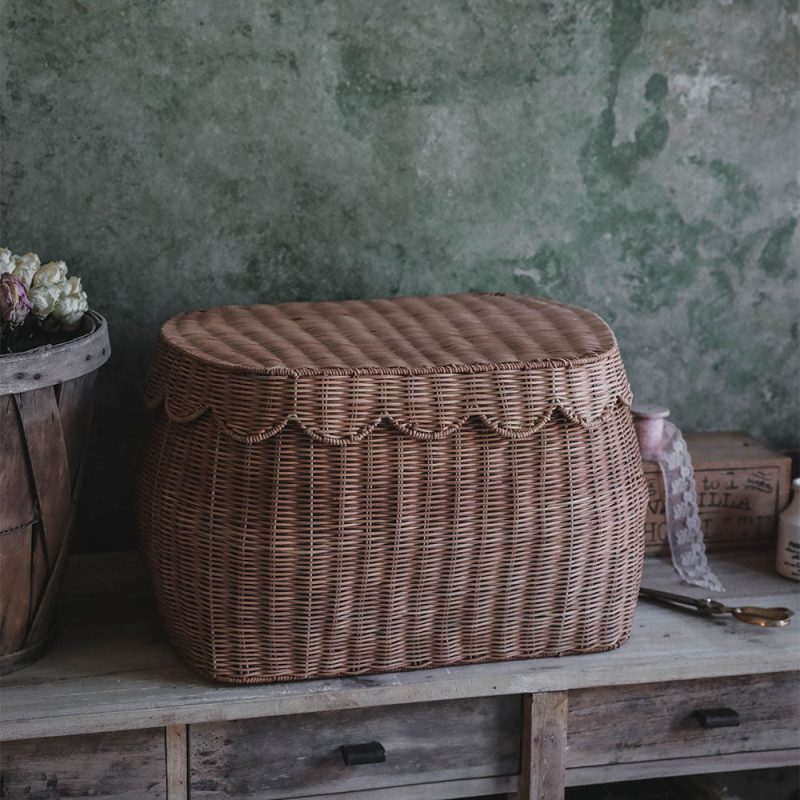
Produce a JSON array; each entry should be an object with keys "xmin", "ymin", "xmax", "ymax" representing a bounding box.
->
[
  {"xmin": 144, "ymin": 294, "xmax": 632, "ymax": 444},
  {"xmin": 155, "ymin": 293, "xmax": 617, "ymax": 372},
  {"xmin": 138, "ymin": 293, "xmax": 648, "ymax": 683}
]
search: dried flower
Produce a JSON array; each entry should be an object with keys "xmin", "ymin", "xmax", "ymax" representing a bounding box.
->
[
  {"xmin": 51, "ymin": 276, "xmax": 89, "ymax": 331},
  {"xmin": 12, "ymin": 252, "xmax": 41, "ymax": 290},
  {"xmin": 0, "ymin": 248, "xmax": 91, "ymax": 341},
  {"xmin": 0, "ymin": 249, "xmax": 13, "ymax": 273},
  {"xmin": 0, "ymin": 272, "xmax": 32, "ymax": 328},
  {"xmin": 29, "ymin": 283, "xmax": 62, "ymax": 319},
  {"xmin": 29, "ymin": 260, "xmax": 68, "ymax": 320},
  {"xmin": 31, "ymin": 260, "xmax": 68, "ymax": 289}
]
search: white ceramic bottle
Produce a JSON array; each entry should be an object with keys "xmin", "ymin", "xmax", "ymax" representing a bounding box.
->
[{"xmin": 776, "ymin": 477, "xmax": 800, "ymax": 581}]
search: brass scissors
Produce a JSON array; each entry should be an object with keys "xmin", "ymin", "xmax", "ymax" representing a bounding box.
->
[{"xmin": 639, "ymin": 586, "xmax": 794, "ymax": 627}]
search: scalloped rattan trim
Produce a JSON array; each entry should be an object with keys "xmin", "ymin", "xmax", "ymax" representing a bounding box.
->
[{"xmin": 147, "ymin": 391, "xmax": 633, "ymax": 444}]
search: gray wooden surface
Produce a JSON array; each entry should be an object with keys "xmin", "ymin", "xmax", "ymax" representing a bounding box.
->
[
  {"xmin": 565, "ymin": 748, "xmax": 800, "ymax": 787},
  {"xmin": 189, "ymin": 695, "xmax": 520, "ymax": 799},
  {"xmin": 165, "ymin": 725, "xmax": 188, "ymax": 800},
  {"xmin": 516, "ymin": 692, "xmax": 567, "ymax": 800},
  {"xmin": 0, "ymin": 726, "xmax": 167, "ymax": 798},
  {"xmin": 0, "ymin": 551, "xmax": 797, "ymax": 741},
  {"xmin": 567, "ymin": 671, "xmax": 800, "ymax": 768}
]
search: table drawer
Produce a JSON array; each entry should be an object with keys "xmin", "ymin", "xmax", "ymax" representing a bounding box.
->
[
  {"xmin": 567, "ymin": 671, "xmax": 800, "ymax": 768},
  {"xmin": 0, "ymin": 727, "xmax": 167, "ymax": 799},
  {"xmin": 189, "ymin": 695, "xmax": 520, "ymax": 799}
]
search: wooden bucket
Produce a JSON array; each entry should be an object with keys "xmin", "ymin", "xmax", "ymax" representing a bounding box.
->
[{"xmin": 0, "ymin": 311, "xmax": 110, "ymax": 674}]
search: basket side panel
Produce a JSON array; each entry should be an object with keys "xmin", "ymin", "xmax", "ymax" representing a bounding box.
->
[{"xmin": 138, "ymin": 405, "xmax": 647, "ymax": 684}]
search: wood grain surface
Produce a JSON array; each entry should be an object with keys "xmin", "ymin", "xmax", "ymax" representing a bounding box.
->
[
  {"xmin": 189, "ymin": 695, "xmax": 520, "ymax": 799},
  {"xmin": 0, "ymin": 395, "xmax": 36, "ymax": 658},
  {"xmin": 56, "ymin": 371, "xmax": 97, "ymax": 491},
  {"xmin": 165, "ymin": 725, "xmax": 188, "ymax": 800},
  {"xmin": 567, "ymin": 671, "xmax": 800, "ymax": 767},
  {"xmin": 565, "ymin": 748, "xmax": 800, "ymax": 787},
  {"xmin": 517, "ymin": 691, "xmax": 567, "ymax": 800},
  {"xmin": 0, "ymin": 727, "xmax": 167, "ymax": 799},
  {"xmin": 15, "ymin": 386, "xmax": 71, "ymax": 574}
]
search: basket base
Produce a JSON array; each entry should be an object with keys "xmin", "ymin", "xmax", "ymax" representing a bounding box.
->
[
  {"xmin": 178, "ymin": 632, "xmax": 633, "ymax": 685},
  {"xmin": 0, "ymin": 629, "xmax": 55, "ymax": 676}
]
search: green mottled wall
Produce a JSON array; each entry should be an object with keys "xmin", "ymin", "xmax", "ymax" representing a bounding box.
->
[{"xmin": 2, "ymin": 1, "xmax": 798, "ymax": 550}]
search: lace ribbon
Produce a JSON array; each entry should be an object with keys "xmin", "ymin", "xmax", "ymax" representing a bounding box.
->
[{"xmin": 658, "ymin": 421, "xmax": 724, "ymax": 592}]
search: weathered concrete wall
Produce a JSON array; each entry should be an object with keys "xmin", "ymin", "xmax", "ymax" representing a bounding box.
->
[{"xmin": 1, "ymin": 1, "xmax": 798, "ymax": 550}]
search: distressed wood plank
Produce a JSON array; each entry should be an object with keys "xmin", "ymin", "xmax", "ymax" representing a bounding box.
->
[
  {"xmin": 0, "ymin": 552, "xmax": 797, "ymax": 741},
  {"xmin": 516, "ymin": 692, "xmax": 567, "ymax": 800},
  {"xmin": 0, "ymin": 726, "xmax": 167, "ymax": 798},
  {"xmin": 24, "ymin": 502, "xmax": 75, "ymax": 647},
  {"xmin": 189, "ymin": 695, "xmax": 520, "ymax": 799},
  {"xmin": 0, "ymin": 524, "xmax": 32, "ymax": 660},
  {"xmin": 165, "ymin": 725, "xmax": 188, "ymax": 800},
  {"xmin": 0, "ymin": 394, "xmax": 36, "ymax": 529},
  {"xmin": 566, "ymin": 748, "xmax": 800, "ymax": 786},
  {"xmin": 15, "ymin": 386, "xmax": 71, "ymax": 570},
  {"xmin": 13, "ymin": 386, "xmax": 73, "ymax": 653},
  {"xmin": 244, "ymin": 774, "xmax": 518, "ymax": 800},
  {"xmin": 567, "ymin": 671, "xmax": 800, "ymax": 767},
  {"xmin": 0, "ymin": 394, "xmax": 36, "ymax": 658},
  {"xmin": 57, "ymin": 371, "xmax": 98, "ymax": 493}
]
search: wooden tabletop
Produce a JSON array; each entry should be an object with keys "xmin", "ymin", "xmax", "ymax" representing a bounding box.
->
[{"xmin": 1, "ymin": 550, "xmax": 797, "ymax": 742}]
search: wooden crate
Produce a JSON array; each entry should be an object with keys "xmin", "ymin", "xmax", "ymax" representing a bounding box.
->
[{"xmin": 643, "ymin": 432, "xmax": 792, "ymax": 556}]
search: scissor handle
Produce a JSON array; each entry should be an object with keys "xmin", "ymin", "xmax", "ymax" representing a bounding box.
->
[{"xmin": 640, "ymin": 588, "xmax": 794, "ymax": 626}]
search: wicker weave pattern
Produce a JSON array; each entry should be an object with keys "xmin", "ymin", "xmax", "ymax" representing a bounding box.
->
[
  {"xmin": 144, "ymin": 294, "xmax": 632, "ymax": 444},
  {"xmin": 138, "ymin": 293, "xmax": 648, "ymax": 683}
]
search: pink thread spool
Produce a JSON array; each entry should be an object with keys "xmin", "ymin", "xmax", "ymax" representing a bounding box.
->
[{"xmin": 631, "ymin": 403, "xmax": 670, "ymax": 462}]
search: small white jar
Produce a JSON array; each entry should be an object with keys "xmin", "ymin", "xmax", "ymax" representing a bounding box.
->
[{"xmin": 776, "ymin": 477, "xmax": 800, "ymax": 581}]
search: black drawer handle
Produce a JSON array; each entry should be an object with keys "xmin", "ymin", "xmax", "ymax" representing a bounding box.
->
[
  {"xmin": 693, "ymin": 707, "xmax": 741, "ymax": 729},
  {"xmin": 340, "ymin": 741, "xmax": 386, "ymax": 765}
]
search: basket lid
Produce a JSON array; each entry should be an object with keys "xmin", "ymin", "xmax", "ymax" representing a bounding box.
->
[{"xmin": 144, "ymin": 293, "xmax": 632, "ymax": 443}]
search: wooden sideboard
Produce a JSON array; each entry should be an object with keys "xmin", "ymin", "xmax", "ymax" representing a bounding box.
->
[{"xmin": 0, "ymin": 551, "xmax": 797, "ymax": 799}]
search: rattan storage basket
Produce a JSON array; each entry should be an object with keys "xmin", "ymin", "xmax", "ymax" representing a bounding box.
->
[{"xmin": 138, "ymin": 293, "xmax": 648, "ymax": 684}]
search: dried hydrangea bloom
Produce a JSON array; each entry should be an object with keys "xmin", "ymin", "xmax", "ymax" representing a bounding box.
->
[
  {"xmin": 0, "ymin": 252, "xmax": 90, "ymax": 333},
  {"xmin": 12, "ymin": 252, "xmax": 42, "ymax": 290},
  {"xmin": 0, "ymin": 272, "xmax": 32, "ymax": 327},
  {"xmin": 32, "ymin": 260, "xmax": 68, "ymax": 289},
  {"xmin": 0, "ymin": 248, "xmax": 13, "ymax": 273},
  {"xmin": 29, "ymin": 260, "xmax": 68, "ymax": 320},
  {"xmin": 30, "ymin": 282, "xmax": 63, "ymax": 319},
  {"xmin": 51, "ymin": 276, "xmax": 89, "ymax": 331}
]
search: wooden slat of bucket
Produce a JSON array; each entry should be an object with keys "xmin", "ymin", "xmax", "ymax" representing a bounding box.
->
[
  {"xmin": 15, "ymin": 387, "xmax": 72, "ymax": 623},
  {"xmin": 25, "ymin": 505, "xmax": 75, "ymax": 648},
  {"xmin": 0, "ymin": 395, "xmax": 36, "ymax": 526},
  {"xmin": 0, "ymin": 529, "xmax": 33, "ymax": 658},
  {"xmin": 26, "ymin": 375, "xmax": 98, "ymax": 647},
  {"xmin": 0, "ymin": 395, "xmax": 36, "ymax": 655},
  {"xmin": 58, "ymin": 372, "xmax": 98, "ymax": 493}
]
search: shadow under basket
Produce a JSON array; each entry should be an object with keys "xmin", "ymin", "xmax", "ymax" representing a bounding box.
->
[
  {"xmin": 137, "ymin": 293, "xmax": 648, "ymax": 684},
  {"xmin": 0, "ymin": 311, "xmax": 110, "ymax": 675}
]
